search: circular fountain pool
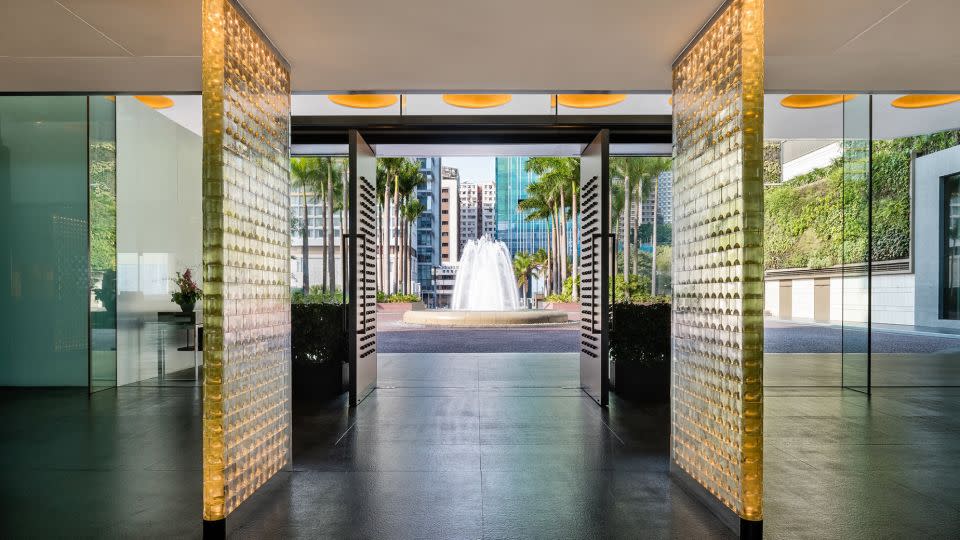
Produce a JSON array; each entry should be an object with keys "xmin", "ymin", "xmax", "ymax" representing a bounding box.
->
[{"xmin": 402, "ymin": 309, "xmax": 569, "ymax": 326}]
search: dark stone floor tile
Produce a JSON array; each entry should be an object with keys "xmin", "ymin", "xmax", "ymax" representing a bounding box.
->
[{"xmin": 230, "ymin": 470, "xmax": 482, "ymax": 540}]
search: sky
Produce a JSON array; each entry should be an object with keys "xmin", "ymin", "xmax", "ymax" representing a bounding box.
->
[{"xmin": 440, "ymin": 157, "xmax": 496, "ymax": 183}]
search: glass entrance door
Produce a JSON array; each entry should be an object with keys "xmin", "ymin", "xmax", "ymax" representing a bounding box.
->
[{"xmin": 841, "ymin": 95, "xmax": 872, "ymax": 393}]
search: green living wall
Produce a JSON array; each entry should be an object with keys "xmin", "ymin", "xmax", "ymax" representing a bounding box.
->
[{"xmin": 764, "ymin": 130, "xmax": 960, "ymax": 270}]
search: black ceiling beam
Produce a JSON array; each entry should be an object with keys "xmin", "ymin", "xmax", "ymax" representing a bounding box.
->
[{"xmin": 291, "ymin": 114, "xmax": 672, "ymax": 145}]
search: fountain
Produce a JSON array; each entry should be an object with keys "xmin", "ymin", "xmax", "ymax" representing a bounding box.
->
[
  {"xmin": 451, "ymin": 236, "xmax": 520, "ymax": 310},
  {"xmin": 402, "ymin": 236, "xmax": 568, "ymax": 326}
]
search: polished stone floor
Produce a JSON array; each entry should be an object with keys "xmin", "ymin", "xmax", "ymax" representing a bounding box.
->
[{"xmin": 2, "ymin": 353, "xmax": 960, "ymax": 538}]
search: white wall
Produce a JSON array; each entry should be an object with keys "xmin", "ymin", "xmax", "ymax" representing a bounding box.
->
[
  {"xmin": 764, "ymin": 280, "xmax": 780, "ymax": 317},
  {"xmin": 790, "ymin": 279, "xmax": 816, "ymax": 320},
  {"xmin": 116, "ymin": 97, "xmax": 202, "ymax": 386},
  {"xmin": 782, "ymin": 142, "xmax": 842, "ymax": 182},
  {"xmin": 768, "ymin": 273, "xmax": 915, "ymax": 325},
  {"xmin": 872, "ymin": 274, "xmax": 915, "ymax": 326}
]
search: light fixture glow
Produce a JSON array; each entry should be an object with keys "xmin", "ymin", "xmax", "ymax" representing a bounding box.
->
[
  {"xmin": 328, "ymin": 94, "xmax": 398, "ymax": 109},
  {"xmin": 556, "ymin": 94, "xmax": 627, "ymax": 108},
  {"xmin": 891, "ymin": 94, "xmax": 960, "ymax": 109},
  {"xmin": 780, "ymin": 94, "xmax": 855, "ymax": 109},
  {"xmin": 442, "ymin": 94, "xmax": 512, "ymax": 109},
  {"xmin": 135, "ymin": 95, "xmax": 175, "ymax": 109}
]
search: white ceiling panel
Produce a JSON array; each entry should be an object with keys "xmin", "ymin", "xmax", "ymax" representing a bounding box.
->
[{"xmin": 0, "ymin": 0, "xmax": 957, "ymax": 93}]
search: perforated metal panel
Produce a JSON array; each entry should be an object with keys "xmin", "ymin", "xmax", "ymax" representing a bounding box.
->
[
  {"xmin": 348, "ymin": 130, "xmax": 378, "ymax": 406},
  {"xmin": 579, "ymin": 130, "xmax": 610, "ymax": 406}
]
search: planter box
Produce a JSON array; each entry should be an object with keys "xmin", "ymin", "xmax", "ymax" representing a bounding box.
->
[
  {"xmin": 376, "ymin": 301, "xmax": 425, "ymax": 312},
  {"xmin": 609, "ymin": 302, "xmax": 671, "ymax": 402},
  {"xmin": 292, "ymin": 303, "xmax": 348, "ymax": 401},
  {"xmin": 612, "ymin": 359, "xmax": 669, "ymax": 402},
  {"xmin": 543, "ymin": 302, "xmax": 581, "ymax": 321}
]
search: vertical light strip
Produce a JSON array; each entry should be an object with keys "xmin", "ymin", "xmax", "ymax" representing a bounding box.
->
[
  {"xmin": 671, "ymin": 0, "xmax": 764, "ymax": 527},
  {"xmin": 201, "ymin": 0, "xmax": 292, "ymax": 523}
]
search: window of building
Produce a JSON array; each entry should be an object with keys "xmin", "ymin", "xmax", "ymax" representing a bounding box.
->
[{"xmin": 943, "ymin": 173, "xmax": 960, "ymax": 320}]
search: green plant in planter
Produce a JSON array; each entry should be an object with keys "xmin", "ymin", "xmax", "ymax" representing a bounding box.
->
[
  {"xmin": 171, "ymin": 268, "xmax": 202, "ymax": 312},
  {"xmin": 609, "ymin": 301, "xmax": 671, "ymax": 401}
]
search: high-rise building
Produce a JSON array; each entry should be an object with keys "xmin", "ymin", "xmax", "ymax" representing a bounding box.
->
[
  {"xmin": 495, "ymin": 157, "xmax": 550, "ymax": 255},
  {"xmin": 657, "ymin": 171, "xmax": 673, "ymax": 224},
  {"xmin": 458, "ymin": 180, "xmax": 496, "ymax": 251},
  {"xmin": 439, "ymin": 165, "xmax": 459, "ymax": 263},
  {"xmin": 413, "ymin": 157, "xmax": 441, "ymax": 290}
]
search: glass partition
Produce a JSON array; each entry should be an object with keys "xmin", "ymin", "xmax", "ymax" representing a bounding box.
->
[
  {"xmin": 0, "ymin": 97, "xmax": 90, "ymax": 386},
  {"xmin": 870, "ymin": 93, "xmax": 960, "ymax": 386},
  {"xmin": 841, "ymin": 94, "xmax": 872, "ymax": 393},
  {"xmin": 88, "ymin": 96, "xmax": 118, "ymax": 392},
  {"xmin": 115, "ymin": 96, "xmax": 203, "ymax": 386}
]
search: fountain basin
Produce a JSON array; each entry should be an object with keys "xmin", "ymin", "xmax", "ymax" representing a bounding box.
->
[{"xmin": 402, "ymin": 309, "xmax": 569, "ymax": 327}]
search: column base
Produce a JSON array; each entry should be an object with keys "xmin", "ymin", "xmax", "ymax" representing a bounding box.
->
[
  {"xmin": 203, "ymin": 518, "xmax": 225, "ymax": 539},
  {"xmin": 670, "ymin": 461, "xmax": 763, "ymax": 538}
]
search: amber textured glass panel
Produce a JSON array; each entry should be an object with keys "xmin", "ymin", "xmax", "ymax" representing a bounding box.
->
[
  {"xmin": 201, "ymin": 0, "xmax": 291, "ymax": 521},
  {"xmin": 671, "ymin": 0, "xmax": 764, "ymax": 522}
]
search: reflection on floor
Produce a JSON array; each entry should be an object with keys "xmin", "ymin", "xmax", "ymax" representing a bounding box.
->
[
  {"xmin": 2, "ymin": 353, "xmax": 959, "ymax": 538},
  {"xmin": 765, "ymin": 353, "xmax": 960, "ymax": 386}
]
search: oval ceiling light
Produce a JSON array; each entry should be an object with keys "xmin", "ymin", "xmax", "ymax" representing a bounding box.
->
[
  {"xmin": 557, "ymin": 94, "xmax": 627, "ymax": 109},
  {"xmin": 328, "ymin": 94, "xmax": 398, "ymax": 109},
  {"xmin": 442, "ymin": 94, "xmax": 512, "ymax": 109},
  {"xmin": 890, "ymin": 94, "xmax": 960, "ymax": 109},
  {"xmin": 780, "ymin": 94, "xmax": 855, "ymax": 109},
  {"xmin": 135, "ymin": 95, "xmax": 175, "ymax": 109}
]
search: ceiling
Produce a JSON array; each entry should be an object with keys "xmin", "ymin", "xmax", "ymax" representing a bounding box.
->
[{"xmin": 3, "ymin": 0, "xmax": 957, "ymax": 93}]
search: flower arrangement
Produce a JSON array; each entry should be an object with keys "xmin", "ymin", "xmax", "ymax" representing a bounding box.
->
[{"xmin": 171, "ymin": 268, "xmax": 203, "ymax": 312}]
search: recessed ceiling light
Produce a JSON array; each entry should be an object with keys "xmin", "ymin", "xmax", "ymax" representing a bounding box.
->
[
  {"xmin": 328, "ymin": 94, "xmax": 398, "ymax": 109},
  {"xmin": 780, "ymin": 94, "xmax": 855, "ymax": 109},
  {"xmin": 890, "ymin": 95, "xmax": 960, "ymax": 109},
  {"xmin": 442, "ymin": 94, "xmax": 512, "ymax": 109},
  {"xmin": 556, "ymin": 94, "xmax": 627, "ymax": 108},
  {"xmin": 135, "ymin": 95, "xmax": 175, "ymax": 109}
]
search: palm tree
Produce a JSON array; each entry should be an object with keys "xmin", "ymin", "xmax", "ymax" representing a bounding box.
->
[
  {"xmin": 523, "ymin": 157, "xmax": 579, "ymax": 295},
  {"xmin": 377, "ymin": 158, "xmax": 407, "ymax": 293},
  {"xmin": 518, "ymin": 185, "xmax": 555, "ymax": 293},
  {"xmin": 290, "ymin": 157, "xmax": 323, "ymax": 293},
  {"xmin": 513, "ymin": 251, "xmax": 540, "ymax": 301},
  {"xmin": 396, "ymin": 160, "xmax": 426, "ymax": 294},
  {"xmin": 401, "ymin": 198, "xmax": 426, "ymax": 294},
  {"xmin": 319, "ymin": 157, "xmax": 346, "ymax": 293},
  {"xmin": 530, "ymin": 248, "xmax": 548, "ymax": 299}
]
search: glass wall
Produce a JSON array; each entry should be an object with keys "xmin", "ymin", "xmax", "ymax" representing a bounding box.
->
[
  {"xmin": 115, "ymin": 96, "xmax": 202, "ymax": 386},
  {"xmin": 871, "ymin": 93, "xmax": 960, "ymax": 386},
  {"xmin": 0, "ymin": 96, "xmax": 91, "ymax": 386},
  {"xmin": 762, "ymin": 93, "xmax": 846, "ymax": 387},
  {"xmin": 608, "ymin": 156, "xmax": 672, "ymax": 301},
  {"xmin": 89, "ymin": 96, "xmax": 118, "ymax": 392},
  {"xmin": 763, "ymin": 92, "xmax": 960, "ymax": 388}
]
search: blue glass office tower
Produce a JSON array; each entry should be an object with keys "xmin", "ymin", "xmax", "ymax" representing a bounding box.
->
[{"xmin": 495, "ymin": 157, "xmax": 551, "ymax": 255}]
